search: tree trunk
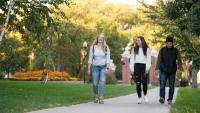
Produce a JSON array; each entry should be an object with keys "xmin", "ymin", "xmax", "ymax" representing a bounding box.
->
[
  {"xmin": 52, "ymin": 63, "xmax": 56, "ymax": 71},
  {"xmin": 192, "ymin": 69, "xmax": 198, "ymax": 88},
  {"xmin": 0, "ymin": 0, "xmax": 14, "ymax": 41}
]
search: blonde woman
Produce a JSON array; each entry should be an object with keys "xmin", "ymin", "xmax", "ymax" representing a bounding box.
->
[
  {"xmin": 87, "ymin": 34, "xmax": 110, "ymax": 104},
  {"xmin": 129, "ymin": 36, "xmax": 151, "ymax": 104}
]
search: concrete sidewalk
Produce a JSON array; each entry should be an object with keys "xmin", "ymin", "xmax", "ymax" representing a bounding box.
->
[{"xmin": 29, "ymin": 87, "xmax": 178, "ymax": 113}]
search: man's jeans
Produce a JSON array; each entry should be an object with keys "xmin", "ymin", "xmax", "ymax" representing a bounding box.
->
[{"xmin": 159, "ymin": 70, "xmax": 176, "ymax": 101}]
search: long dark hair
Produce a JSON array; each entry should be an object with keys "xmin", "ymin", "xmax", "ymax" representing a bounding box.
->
[{"xmin": 134, "ymin": 36, "xmax": 148, "ymax": 56}]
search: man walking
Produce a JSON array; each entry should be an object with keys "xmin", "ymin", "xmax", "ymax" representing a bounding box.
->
[{"xmin": 156, "ymin": 36, "xmax": 183, "ymax": 105}]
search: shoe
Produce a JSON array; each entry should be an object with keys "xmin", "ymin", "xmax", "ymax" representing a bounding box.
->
[
  {"xmin": 138, "ymin": 98, "xmax": 142, "ymax": 104},
  {"xmin": 93, "ymin": 95, "xmax": 99, "ymax": 103},
  {"xmin": 159, "ymin": 97, "xmax": 165, "ymax": 104},
  {"xmin": 167, "ymin": 99, "xmax": 172, "ymax": 105},
  {"xmin": 144, "ymin": 95, "xmax": 149, "ymax": 103},
  {"xmin": 99, "ymin": 96, "xmax": 104, "ymax": 104}
]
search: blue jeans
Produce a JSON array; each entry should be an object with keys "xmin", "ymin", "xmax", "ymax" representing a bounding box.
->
[
  {"xmin": 159, "ymin": 71, "xmax": 176, "ymax": 101},
  {"xmin": 92, "ymin": 65, "xmax": 106, "ymax": 97}
]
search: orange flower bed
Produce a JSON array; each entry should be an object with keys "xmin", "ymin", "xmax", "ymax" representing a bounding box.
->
[{"xmin": 11, "ymin": 70, "xmax": 81, "ymax": 81}]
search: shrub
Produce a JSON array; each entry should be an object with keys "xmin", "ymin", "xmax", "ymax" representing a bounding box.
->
[{"xmin": 11, "ymin": 70, "xmax": 80, "ymax": 81}]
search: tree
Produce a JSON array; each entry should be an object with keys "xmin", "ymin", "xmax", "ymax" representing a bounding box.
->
[
  {"xmin": 0, "ymin": 0, "xmax": 71, "ymax": 40},
  {"xmin": 0, "ymin": 0, "xmax": 72, "ymax": 72},
  {"xmin": 0, "ymin": 0, "xmax": 167, "ymax": 81},
  {"xmin": 0, "ymin": 35, "xmax": 30, "ymax": 78},
  {"xmin": 0, "ymin": 0, "xmax": 14, "ymax": 41},
  {"xmin": 140, "ymin": 0, "xmax": 200, "ymax": 88}
]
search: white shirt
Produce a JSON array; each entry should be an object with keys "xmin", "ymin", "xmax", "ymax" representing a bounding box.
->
[
  {"xmin": 129, "ymin": 48, "xmax": 151, "ymax": 73},
  {"xmin": 88, "ymin": 45, "xmax": 110, "ymax": 66}
]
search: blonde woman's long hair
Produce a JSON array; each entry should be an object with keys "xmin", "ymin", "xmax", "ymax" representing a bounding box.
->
[{"xmin": 92, "ymin": 34, "xmax": 108, "ymax": 52}]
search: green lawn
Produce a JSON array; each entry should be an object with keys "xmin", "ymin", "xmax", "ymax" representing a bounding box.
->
[
  {"xmin": 171, "ymin": 88, "xmax": 200, "ymax": 113},
  {"xmin": 0, "ymin": 80, "xmax": 135, "ymax": 113}
]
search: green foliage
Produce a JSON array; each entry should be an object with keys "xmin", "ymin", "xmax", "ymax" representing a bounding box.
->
[
  {"xmin": 164, "ymin": 0, "xmax": 200, "ymax": 36},
  {"xmin": 0, "ymin": 35, "xmax": 30, "ymax": 73},
  {"xmin": 140, "ymin": 0, "xmax": 200, "ymax": 70},
  {"xmin": 0, "ymin": 0, "xmax": 72, "ymax": 72},
  {"xmin": 0, "ymin": 0, "xmax": 164, "ymax": 79},
  {"xmin": 0, "ymin": 72, "xmax": 4, "ymax": 79}
]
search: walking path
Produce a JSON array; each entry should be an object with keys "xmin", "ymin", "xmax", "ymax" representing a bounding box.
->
[{"xmin": 29, "ymin": 87, "xmax": 178, "ymax": 113}]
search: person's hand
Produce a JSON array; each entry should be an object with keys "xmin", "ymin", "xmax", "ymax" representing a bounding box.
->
[
  {"xmin": 177, "ymin": 69, "xmax": 182, "ymax": 74},
  {"xmin": 87, "ymin": 68, "xmax": 91, "ymax": 75},
  {"xmin": 155, "ymin": 69, "xmax": 159, "ymax": 74},
  {"xmin": 106, "ymin": 64, "xmax": 110, "ymax": 69},
  {"xmin": 131, "ymin": 71, "xmax": 134, "ymax": 75},
  {"xmin": 145, "ymin": 70, "xmax": 149, "ymax": 75},
  {"xmin": 155, "ymin": 69, "xmax": 159, "ymax": 78},
  {"xmin": 106, "ymin": 66, "xmax": 109, "ymax": 70},
  {"xmin": 106, "ymin": 67, "xmax": 110, "ymax": 75},
  {"xmin": 178, "ymin": 67, "xmax": 184, "ymax": 72}
]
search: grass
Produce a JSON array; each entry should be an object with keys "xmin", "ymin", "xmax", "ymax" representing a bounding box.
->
[
  {"xmin": 0, "ymin": 80, "xmax": 135, "ymax": 113},
  {"xmin": 171, "ymin": 87, "xmax": 200, "ymax": 113}
]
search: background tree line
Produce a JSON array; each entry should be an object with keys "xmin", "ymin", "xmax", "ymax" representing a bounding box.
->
[{"xmin": 0, "ymin": 0, "xmax": 199, "ymax": 84}]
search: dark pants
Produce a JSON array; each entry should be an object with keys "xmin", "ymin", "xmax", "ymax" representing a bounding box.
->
[
  {"xmin": 134, "ymin": 63, "xmax": 148, "ymax": 98},
  {"xmin": 159, "ymin": 70, "xmax": 175, "ymax": 101}
]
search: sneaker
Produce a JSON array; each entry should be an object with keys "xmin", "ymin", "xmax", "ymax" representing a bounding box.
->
[
  {"xmin": 144, "ymin": 95, "xmax": 149, "ymax": 103},
  {"xmin": 138, "ymin": 98, "xmax": 142, "ymax": 104},
  {"xmin": 159, "ymin": 97, "xmax": 165, "ymax": 104},
  {"xmin": 167, "ymin": 99, "xmax": 172, "ymax": 105},
  {"xmin": 99, "ymin": 96, "xmax": 104, "ymax": 104},
  {"xmin": 93, "ymin": 95, "xmax": 99, "ymax": 103}
]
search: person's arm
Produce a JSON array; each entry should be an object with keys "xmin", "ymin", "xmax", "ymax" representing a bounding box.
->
[
  {"xmin": 146, "ymin": 48, "xmax": 151, "ymax": 73},
  {"xmin": 155, "ymin": 49, "xmax": 162, "ymax": 71},
  {"xmin": 106, "ymin": 46, "xmax": 111, "ymax": 69},
  {"xmin": 129, "ymin": 49, "xmax": 135, "ymax": 74},
  {"xmin": 177, "ymin": 49, "xmax": 183, "ymax": 71}
]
